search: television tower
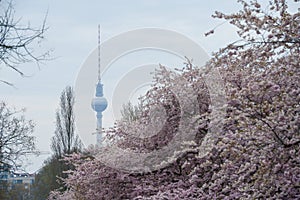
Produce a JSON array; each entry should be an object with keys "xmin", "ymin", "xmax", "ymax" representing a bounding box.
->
[{"xmin": 91, "ymin": 25, "xmax": 108, "ymax": 145}]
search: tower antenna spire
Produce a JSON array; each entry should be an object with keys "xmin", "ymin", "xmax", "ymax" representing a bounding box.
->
[
  {"xmin": 98, "ymin": 24, "xmax": 101, "ymax": 81},
  {"xmin": 92, "ymin": 25, "xmax": 108, "ymax": 146}
]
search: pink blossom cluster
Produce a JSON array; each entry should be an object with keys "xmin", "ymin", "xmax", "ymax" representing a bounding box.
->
[{"xmin": 49, "ymin": 1, "xmax": 300, "ymax": 199}]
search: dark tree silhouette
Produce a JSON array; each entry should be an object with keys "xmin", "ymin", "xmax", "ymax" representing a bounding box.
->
[{"xmin": 51, "ymin": 86, "xmax": 82, "ymax": 158}]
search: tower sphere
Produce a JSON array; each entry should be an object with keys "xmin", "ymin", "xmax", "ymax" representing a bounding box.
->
[{"xmin": 91, "ymin": 96, "xmax": 108, "ymax": 112}]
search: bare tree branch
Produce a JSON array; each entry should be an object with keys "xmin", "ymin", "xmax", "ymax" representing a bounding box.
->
[
  {"xmin": 0, "ymin": 0, "xmax": 50, "ymax": 85},
  {"xmin": 0, "ymin": 101, "xmax": 35, "ymax": 169}
]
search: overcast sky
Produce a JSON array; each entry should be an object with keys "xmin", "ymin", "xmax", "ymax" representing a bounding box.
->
[{"xmin": 1, "ymin": 1, "xmax": 297, "ymax": 173}]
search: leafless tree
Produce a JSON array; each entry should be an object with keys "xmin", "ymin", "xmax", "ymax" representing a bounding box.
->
[
  {"xmin": 0, "ymin": 101, "xmax": 35, "ymax": 168},
  {"xmin": 51, "ymin": 86, "xmax": 82, "ymax": 158}
]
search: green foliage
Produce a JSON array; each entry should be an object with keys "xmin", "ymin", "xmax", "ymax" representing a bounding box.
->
[
  {"xmin": 6, "ymin": 184, "xmax": 32, "ymax": 200},
  {"xmin": 31, "ymin": 156, "xmax": 70, "ymax": 200},
  {"xmin": 0, "ymin": 180, "xmax": 9, "ymax": 199}
]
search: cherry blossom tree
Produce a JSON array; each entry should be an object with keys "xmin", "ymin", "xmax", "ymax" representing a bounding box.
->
[{"xmin": 49, "ymin": 0, "xmax": 300, "ymax": 199}]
